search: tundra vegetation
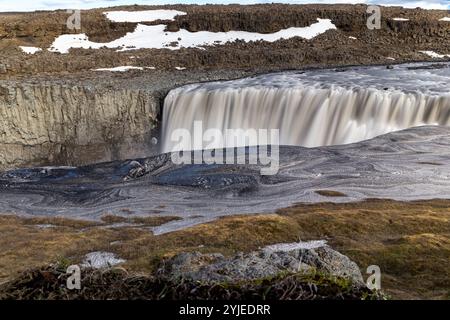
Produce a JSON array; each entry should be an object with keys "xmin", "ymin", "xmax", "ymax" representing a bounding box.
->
[{"xmin": 0, "ymin": 199, "xmax": 449, "ymax": 299}]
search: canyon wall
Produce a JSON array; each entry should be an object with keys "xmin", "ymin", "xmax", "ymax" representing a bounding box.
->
[{"xmin": 0, "ymin": 83, "xmax": 160, "ymax": 170}]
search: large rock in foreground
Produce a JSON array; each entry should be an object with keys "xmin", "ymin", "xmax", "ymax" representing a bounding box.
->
[
  {"xmin": 0, "ymin": 241, "xmax": 380, "ymax": 300},
  {"xmin": 159, "ymin": 241, "xmax": 365, "ymax": 286}
]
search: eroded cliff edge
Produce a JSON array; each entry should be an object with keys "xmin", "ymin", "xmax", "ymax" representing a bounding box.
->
[
  {"xmin": 0, "ymin": 70, "xmax": 250, "ymax": 169},
  {"xmin": 0, "ymin": 82, "xmax": 159, "ymax": 168}
]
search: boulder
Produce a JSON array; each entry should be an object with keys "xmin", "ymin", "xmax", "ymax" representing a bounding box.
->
[{"xmin": 158, "ymin": 241, "xmax": 364, "ymax": 286}]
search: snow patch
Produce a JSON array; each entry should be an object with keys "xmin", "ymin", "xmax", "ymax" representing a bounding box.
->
[
  {"xmin": 264, "ymin": 240, "xmax": 328, "ymax": 252},
  {"xmin": 393, "ymin": 18, "xmax": 410, "ymax": 21},
  {"xmin": 420, "ymin": 51, "xmax": 450, "ymax": 59},
  {"xmin": 104, "ymin": 10, "xmax": 186, "ymax": 23},
  {"xmin": 94, "ymin": 66, "xmax": 144, "ymax": 72},
  {"xmin": 94, "ymin": 66, "xmax": 156, "ymax": 72},
  {"xmin": 20, "ymin": 46, "xmax": 42, "ymax": 54},
  {"xmin": 348, "ymin": 36, "xmax": 357, "ymax": 40},
  {"xmin": 32, "ymin": 224, "xmax": 56, "ymax": 229},
  {"xmin": 49, "ymin": 18, "xmax": 337, "ymax": 54},
  {"xmin": 439, "ymin": 17, "xmax": 450, "ymax": 22},
  {"xmin": 175, "ymin": 67, "xmax": 187, "ymax": 70},
  {"xmin": 82, "ymin": 252, "xmax": 125, "ymax": 269}
]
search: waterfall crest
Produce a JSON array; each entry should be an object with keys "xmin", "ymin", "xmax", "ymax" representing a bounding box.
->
[{"xmin": 161, "ymin": 64, "xmax": 450, "ymax": 152}]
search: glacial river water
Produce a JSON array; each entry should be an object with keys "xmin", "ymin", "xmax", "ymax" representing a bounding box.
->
[
  {"xmin": 1, "ymin": 63, "xmax": 449, "ymax": 233},
  {"xmin": 162, "ymin": 62, "xmax": 450, "ymax": 151}
]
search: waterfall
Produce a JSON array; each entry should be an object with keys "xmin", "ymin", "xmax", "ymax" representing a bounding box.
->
[{"xmin": 161, "ymin": 64, "xmax": 450, "ymax": 153}]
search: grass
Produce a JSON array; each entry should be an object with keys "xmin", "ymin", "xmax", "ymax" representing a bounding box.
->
[
  {"xmin": 277, "ymin": 199, "xmax": 450, "ymax": 300},
  {"xmin": 0, "ymin": 199, "xmax": 449, "ymax": 299},
  {"xmin": 100, "ymin": 214, "xmax": 182, "ymax": 226}
]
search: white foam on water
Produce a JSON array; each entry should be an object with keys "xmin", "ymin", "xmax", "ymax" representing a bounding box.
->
[{"xmin": 161, "ymin": 63, "xmax": 450, "ymax": 152}]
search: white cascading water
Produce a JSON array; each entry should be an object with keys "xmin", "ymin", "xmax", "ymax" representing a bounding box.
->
[{"xmin": 161, "ymin": 63, "xmax": 450, "ymax": 152}]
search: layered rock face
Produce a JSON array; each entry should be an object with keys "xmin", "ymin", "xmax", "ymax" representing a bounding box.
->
[{"xmin": 0, "ymin": 83, "xmax": 159, "ymax": 169}]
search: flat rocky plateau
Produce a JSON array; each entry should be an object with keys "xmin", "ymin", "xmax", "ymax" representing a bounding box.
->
[{"xmin": 1, "ymin": 4, "xmax": 449, "ymax": 77}]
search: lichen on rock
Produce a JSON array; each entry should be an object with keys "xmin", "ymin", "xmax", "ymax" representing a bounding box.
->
[{"xmin": 158, "ymin": 243, "xmax": 365, "ymax": 287}]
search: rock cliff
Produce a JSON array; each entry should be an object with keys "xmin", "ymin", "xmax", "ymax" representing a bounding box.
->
[{"xmin": 0, "ymin": 82, "xmax": 159, "ymax": 169}]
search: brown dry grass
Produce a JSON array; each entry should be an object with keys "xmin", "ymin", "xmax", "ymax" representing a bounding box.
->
[
  {"xmin": 0, "ymin": 213, "xmax": 297, "ymax": 284},
  {"xmin": 315, "ymin": 190, "xmax": 347, "ymax": 197},
  {"xmin": 100, "ymin": 214, "xmax": 181, "ymax": 226},
  {"xmin": 277, "ymin": 199, "xmax": 450, "ymax": 300},
  {"xmin": 1, "ymin": 199, "xmax": 449, "ymax": 299},
  {"xmin": 0, "ymin": 215, "xmax": 113, "ymax": 282}
]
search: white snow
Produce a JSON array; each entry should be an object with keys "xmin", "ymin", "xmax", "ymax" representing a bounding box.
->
[
  {"xmin": 264, "ymin": 241, "xmax": 328, "ymax": 252},
  {"xmin": 19, "ymin": 46, "xmax": 42, "ymax": 54},
  {"xmin": 94, "ymin": 66, "xmax": 157, "ymax": 72},
  {"xmin": 386, "ymin": 57, "xmax": 396, "ymax": 60},
  {"xmin": 104, "ymin": 10, "xmax": 186, "ymax": 23},
  {"xmin": 82, "ymin": 252, "xmax": 125, "ymax": 269},
  {"xmin": 440, "ymin": 17, "xmax": 450, "ymax": 22},
  {"xmin": 393, "ymin": 18, "xmax": 410, "ymax": 21},
  {"xmin": 175, "ymin": 67, "xmax": 187, "ymax": 70},
  {"xmin": 419, "ymin": 51, "xmax": 450, "ymax": 59},
  {"xmin": 348, "ymin": 36, "xmax": 357, "ymax": 40},
  {"xmin": 94, "ymin": 66, "xmax": 144, "ymax": 72},
  {"xmin": 48, "ymin": 18, "xmax": 337, "ymax": 54},
  {"xmin": 33, "ymin": 224, "xmax": 56, "ymax": 229}
]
